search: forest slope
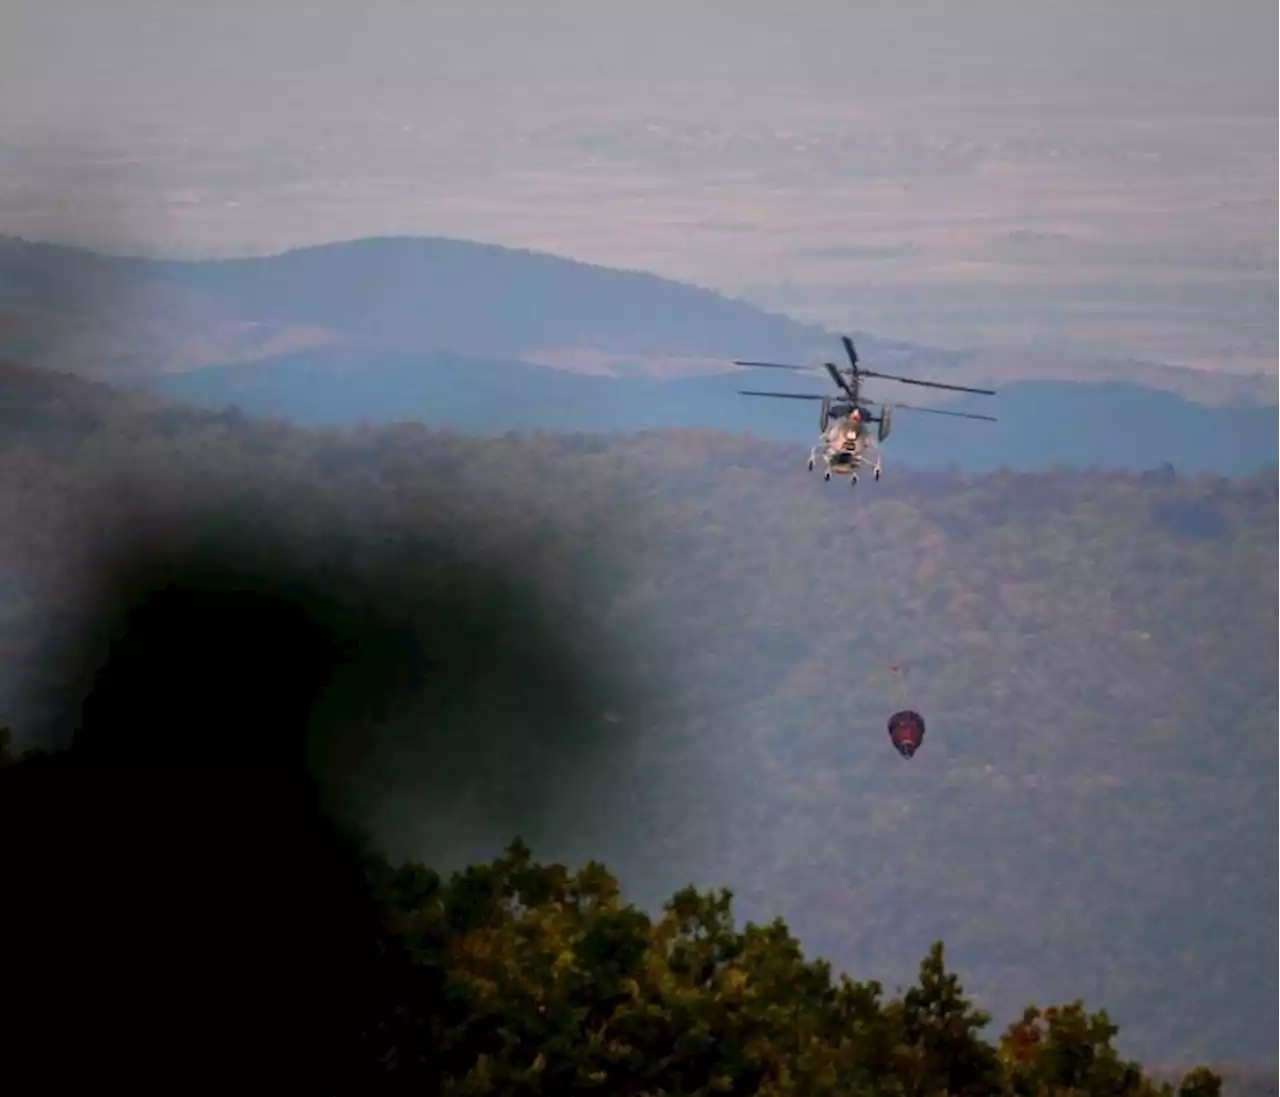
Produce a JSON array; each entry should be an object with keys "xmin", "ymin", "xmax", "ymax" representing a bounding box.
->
[{"xmin": 0, "ymin": 362, "xmax": 1275, "ymax": 1066}]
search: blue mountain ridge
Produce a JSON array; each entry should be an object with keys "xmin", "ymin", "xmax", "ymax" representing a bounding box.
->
[
  {"xmin": 1, "ymin": 234, "xmax": 830, "ymax": 363},
  {"xmin": 146, "ymin": 347, "xmax": 1278, "ymax": 476},
  {"xmin": 4, "ymin": 232, "xmax": 1274, "ymax": 473}
]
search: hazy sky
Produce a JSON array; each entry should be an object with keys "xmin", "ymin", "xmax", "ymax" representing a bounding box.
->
[
  {"xmin": 3, "ymin": 0, "xmax": 1277, "ymax": 372},
  {"xmin": 7, "ymin": 1, "xmax": 1274, "ymax": 115}
]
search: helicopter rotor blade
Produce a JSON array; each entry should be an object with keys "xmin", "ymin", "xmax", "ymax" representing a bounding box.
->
[
  {"xmin": 893, "ymin": 402, "xmax": 998, "ymax": 422},
  {"xmin": 732, "ymin": 359, "xmax": 814, "ymax": 372},
  {"xmin": 860, "ymin": 369, "xmax": 997, "ymax": 396},
  {"xmin": 738, "ymin": 390, "xmax": 826, "ymax": 401},
  {"xmin": 841, "ymin": 335, "xmax": 859, "ymax": 369},
  {"xmin": 824, "ymin": 361, "xmax": 855, "ymax": 398}
]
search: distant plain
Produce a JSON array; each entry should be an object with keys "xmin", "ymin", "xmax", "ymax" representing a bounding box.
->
[{"xmin": 1, "ymin": 89, "xmax": 1273, "ymax": 381}]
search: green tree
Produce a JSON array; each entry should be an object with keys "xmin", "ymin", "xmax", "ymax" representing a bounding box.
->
[
  {"xmin": 895, "ymin": 941, "xmax": 1001, "ymax": 1097},
  {"xmin": 1177, "ymin": 1066, "xmax": 1224, "ymax": 1097},
  {"xmin": 365, "ymin": 841, "xmax": 1222, "ymax": 1097},
  {"xmin": 998, "ymin": 1002, "xmax": 1165, "ymax": 1097}
]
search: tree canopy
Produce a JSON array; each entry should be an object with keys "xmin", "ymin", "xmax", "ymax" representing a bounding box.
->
[{"xmin": 0, "ymin": 714, "xmax": 1241, "ymax": 1097}]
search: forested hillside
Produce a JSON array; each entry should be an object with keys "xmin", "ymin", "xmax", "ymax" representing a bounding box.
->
[{"xmin": 0, "ymin": 361, "xmax": 1275, "ymax": 1069}]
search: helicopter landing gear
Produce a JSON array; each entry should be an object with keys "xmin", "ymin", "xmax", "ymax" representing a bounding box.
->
[
  {"xmin": 873, "ymin": 467, "xmax": 881, "ymax": 482},
  {"xmin": 823, "ymin": 471, "xmax": 831, "ymax": 482},
  {"xmin": 850, "ymin": 473, "xmax": 859, "ymax": 486},
  {"xmin": 807, "ymin": 458, "xmax": 814, "ymax": 472}
]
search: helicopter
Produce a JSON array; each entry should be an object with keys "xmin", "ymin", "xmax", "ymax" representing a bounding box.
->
[{"xmin": 734, "ymin": 335, "xmax": 997, "ymax": 484}]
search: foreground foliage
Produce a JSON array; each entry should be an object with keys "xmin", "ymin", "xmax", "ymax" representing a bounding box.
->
[
  {"xmin": 371, "ymin": 837, "xmax": 1222, "ymax": 1095},
  {"xmin": 0, "ymin": 716, "xmax": 1230, "ymax": 1097}
]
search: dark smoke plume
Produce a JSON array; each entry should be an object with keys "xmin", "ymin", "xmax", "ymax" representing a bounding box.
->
[
  {"xmin": 1, "ymin": 471, "xmax": 647, "ymax": 1090},
  {"xmin": 0, "ymin": 167, "xmax": 650, "ymax": 1089}
]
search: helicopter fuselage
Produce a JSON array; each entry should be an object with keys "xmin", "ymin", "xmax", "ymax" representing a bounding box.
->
[{"xmin": 809, "ymin": 415, "xmax": 882, "ymax": 483}]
